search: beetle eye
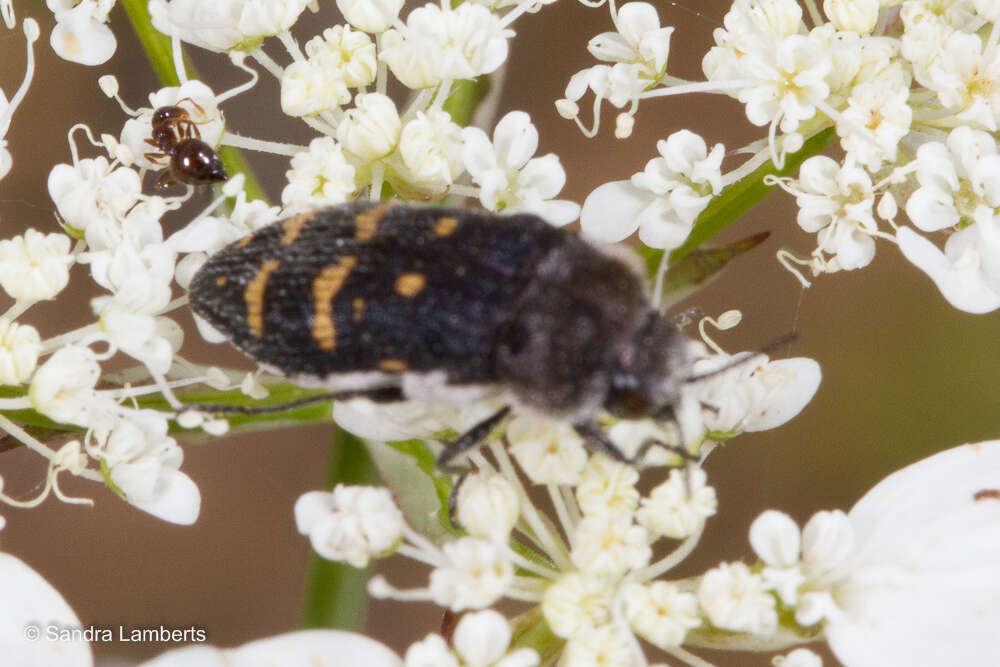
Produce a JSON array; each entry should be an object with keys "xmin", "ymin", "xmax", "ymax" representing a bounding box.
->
[
  {"xmin": 607, "ymin": 388, "xmax": 649, "ymax": 419},
  {"xmin": 622, "ymin": 390, "xmax": 648, "ymax": 416}
]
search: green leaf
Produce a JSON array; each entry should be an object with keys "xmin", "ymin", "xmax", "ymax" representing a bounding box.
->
[
  {"xmin": 300, "ymin": 426, "xmax": 378, "ymax": 631},
  {"xmin": 510, "ymin": 608, "xmax": 564, "ymax": 663},
  {"xmin": 377, "ymin": 438, "xmax": 460, "ymax": 542},
  {"xmin": 442, "ymin": 78, "xmax": 489, "ymax": 127},
  {"xmin": 650, "ymin": 231, "xmax": 770, "ymax": 301}
]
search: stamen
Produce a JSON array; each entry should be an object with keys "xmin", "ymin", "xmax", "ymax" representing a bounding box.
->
[
  {"xmin": 217, "ymin": 53, "xmax": 261, "ymax": 103},
  {"xmin": 635, "ymin": 519, "xmax": 705, "ymax": 581},
  {"xmin": 0, "ymin": 19, "xmax": 39, "ymax": 137},
  {"xmin": 220, "ymin": 132, "xmax": 304, "ymax": 156},
  {"xmin": 776, "ymin": 249, "xmax": 814, "ymax": 288}
]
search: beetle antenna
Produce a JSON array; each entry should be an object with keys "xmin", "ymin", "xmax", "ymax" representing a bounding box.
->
[{"xmin": 684, "ymin": 331, "xmax": 798, "ymax": 384}]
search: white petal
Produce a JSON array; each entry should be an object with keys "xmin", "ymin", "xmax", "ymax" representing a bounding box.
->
[
  {"xmin": 616, "ymin": 2, "xmax": 660, "ymax": 47},
  {"xmin": 636, "ymin": 202, "xmax": 690, "ymax": 249},
  {"xmin": 826, "ymin": 441, "xmax": 1000, "ymax": 667},
  {"xmin": 294, "ymin": 490, "xmax": 336, "ymax": 534},
  {"xmin": 453, "ymin": 610, "xmax": 510, "ymax": 666},
  {"xmin": 518, "ymin": 154, "xmax": 566, "ymax": 200},
  {"xmin": 530, "ymin": 199, "xmax": 580, "ymax": 227},
  {"xmin": 749, "ymin": 510, "xmax": 801, "ymax": 567},
  {"xmin": 801, "ymin": 509, "xmax": 854, "ymax": 577},
  {"xmin": 564, "ymin": 69, "xmax": 591, "ymax": 101},
  {"xmin": 192, "ymin": 313, "xmax": 229, "ymax": 344},
  {"xmin": 492, "ymin": 111, "xmax": 538, "ymax": 170},
  {"xmin": 50, "ymin": 6, "xmax": 116, "ymax": 65},
  {"xmin": 905, "ymin": 186, "xmax": 959, "ymax": 232},
  {"xmin": 0, "ymin": 553, "xmax": 92, "ymax": 666},
  {"xmin": 580, "ymin": 180, "xmax": 649, "ymax": 242},
  {"xmin": 587, "ymin": 32, "xmax": 634, "ymax": 63},
  {"xmin": 332, "ymin": 399, "xmax": 441, "ymax": 442},
  {"xmin": 140, "ymin": 630, "xmax": 402, "ymax": 667},
  {"xmin": 897, "ymin": 227, "xmax": 1000, "ymax": 314},
  {"xmin": 743, "ymin": 358, "xmax": 822, "ymax": 431},
  {"xmin": 126, "ymin": 469, "xmax": 201, "ymax": 525},
  {"xmin": 460, "ymin": 127, "xmax": 499, "ymax": 178}
]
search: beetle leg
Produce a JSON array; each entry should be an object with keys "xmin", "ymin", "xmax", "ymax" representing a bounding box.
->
[
  {"xmin": 446, "ymin": 471, "xmax": 470, "ymax": 530},
  {"xmin": 437, "ymin": 405, "xmax": 512, "ymax": 470},
  {"xmin": 182, "ymin": 385, "xmax": 405, "ymax": 415},
  {"xmin": 573, "ymin": 421, "xmax": 629, "ymax": 462},
  {"xmin": 574, "ymin": 421, "xmax": 697, "ymax": 465}
]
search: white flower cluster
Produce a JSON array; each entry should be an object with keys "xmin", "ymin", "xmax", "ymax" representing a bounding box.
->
[
  {"xmin": 129, "ymin": 430, "xmax": 1000, "ymax": 667},
  {"xmin": 216, "ymin": 0, "xmax": 579, "ymax": 223},
  {"xmin": 563, "ymin": 0, "xmax": 1000, "ymax": 313},
  {"xmin": 0, "ymin": 73, "xmax": 256, "ymax": 524},
  {"xmin": 290, "ymin": 433, "xmax": 1000, "ymax": 664},
  {"xmin": 290, "ymin": 316, "xmax": 823, "ymax": 665}
]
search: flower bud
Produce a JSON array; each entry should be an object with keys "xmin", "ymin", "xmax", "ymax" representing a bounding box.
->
[
  {"xmin": 337, "ymin": 93, "xmax": 401, "ymax": 162},
  {"xmin": 455, "ymin": 473, "xmax": 519, "ymax": 539},
  {"xmin": 824, "ymin": 0, "xmax": 879, "ymax": 33},
  {"xmin": 0, "ymin": 319, "xmax": 40, "ymax": 385}
]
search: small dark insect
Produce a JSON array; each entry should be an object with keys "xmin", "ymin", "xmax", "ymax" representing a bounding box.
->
[
  {"xmin": 188, "ymin": 202, "xmax": 692, "ymax": 466},
  {"xmin": 145, "ymin": 99, "xmax": 227, "ymax": 189}
]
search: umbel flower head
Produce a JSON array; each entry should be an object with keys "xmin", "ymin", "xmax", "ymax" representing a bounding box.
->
[{"xmin": 155, "ymin": 439, "xmax": 1000, "ymax": 667}]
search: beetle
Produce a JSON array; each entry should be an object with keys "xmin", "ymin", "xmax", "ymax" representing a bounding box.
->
[{"xmin": 187, "ymin": 201, "xmax": 693, "ymax": 466}]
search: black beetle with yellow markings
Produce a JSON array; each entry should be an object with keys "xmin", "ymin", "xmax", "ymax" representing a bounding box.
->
[{"xmin": 188, "ymin": 201, "xmax": 692, "ymax": 465}]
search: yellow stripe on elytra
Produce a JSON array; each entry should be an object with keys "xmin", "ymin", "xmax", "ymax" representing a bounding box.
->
[
  {"xmin": 354, "ymin": 202, "xmax": 393, "ymax": 240},
  {"xmin": 433, "ymin": 216, "xmax": 459, "ymax": 237},
  {"xmin": 244, "ymin": 259, "xmax": 281, "ymax": 337},
  {"xmin": 394, "ymin": 272, "xmax": 427, "ymax": 297},
  {"xmin": 280, "ymin": 211, "xmax": 315, "ymax": 245},
  {"xmin": 312, "ymin": 256, "xmax": 358, "ymax": 351},
  {"xmin": 378, "ymin": 359, "xmax": 407, "ymax": 372}
]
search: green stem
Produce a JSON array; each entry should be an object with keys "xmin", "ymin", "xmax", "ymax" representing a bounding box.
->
[
  {"xmin": 300, "ymin": 426, "xmax": 379, "ymax": 630},
  {"xmin": 120, "ymin": 0, "xmax": 182, "ymax": 86},
  {"xmin": 119, "ymin": 0, "xmax": 269, "ymax": 203}
]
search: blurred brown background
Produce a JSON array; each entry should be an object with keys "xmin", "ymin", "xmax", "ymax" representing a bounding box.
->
[{"xmin": 0, "ymin": 1, "xmax": 997, "ymax": 665}]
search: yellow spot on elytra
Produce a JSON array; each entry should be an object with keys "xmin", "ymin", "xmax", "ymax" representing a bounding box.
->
[
  {"xmin": 434, "ymin": 216, "xmax": 459, "ymax": 237},
  {"xmin": 280, "ymin": 212, "xmax": 315, "ymax": 245},
  {"xmin": 215, "ymin": 276, "xmax": 227, "ymax": 286},
  {"xmin": 355, "ymin": 202, "xmax": 393, "ymax": 241},
  {"xmin": 312, "ymin": 256, "xmax": 358, "ymax": 351},
  {"xmin": 236, "ymin": 235, "xmax": 254, "ymax": 249},
  {"xmin": 378, "ymin": 359, "xmax": 407, "ymax": 372},
  {"xmin": 244, "ymin": 259, "xmax": 281, "ymax": 337},
  {"xmin": 352, "ymin": 297, "xmax": 365, "ymax": 323},
  {"xmin": 394, "ymin": 272, "xmax": 427, "ymax": 297}
]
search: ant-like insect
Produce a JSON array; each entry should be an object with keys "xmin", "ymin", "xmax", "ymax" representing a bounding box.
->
[{"xmin": 144, "ymin": 98, "xmax": 227, "ymax": 189}]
